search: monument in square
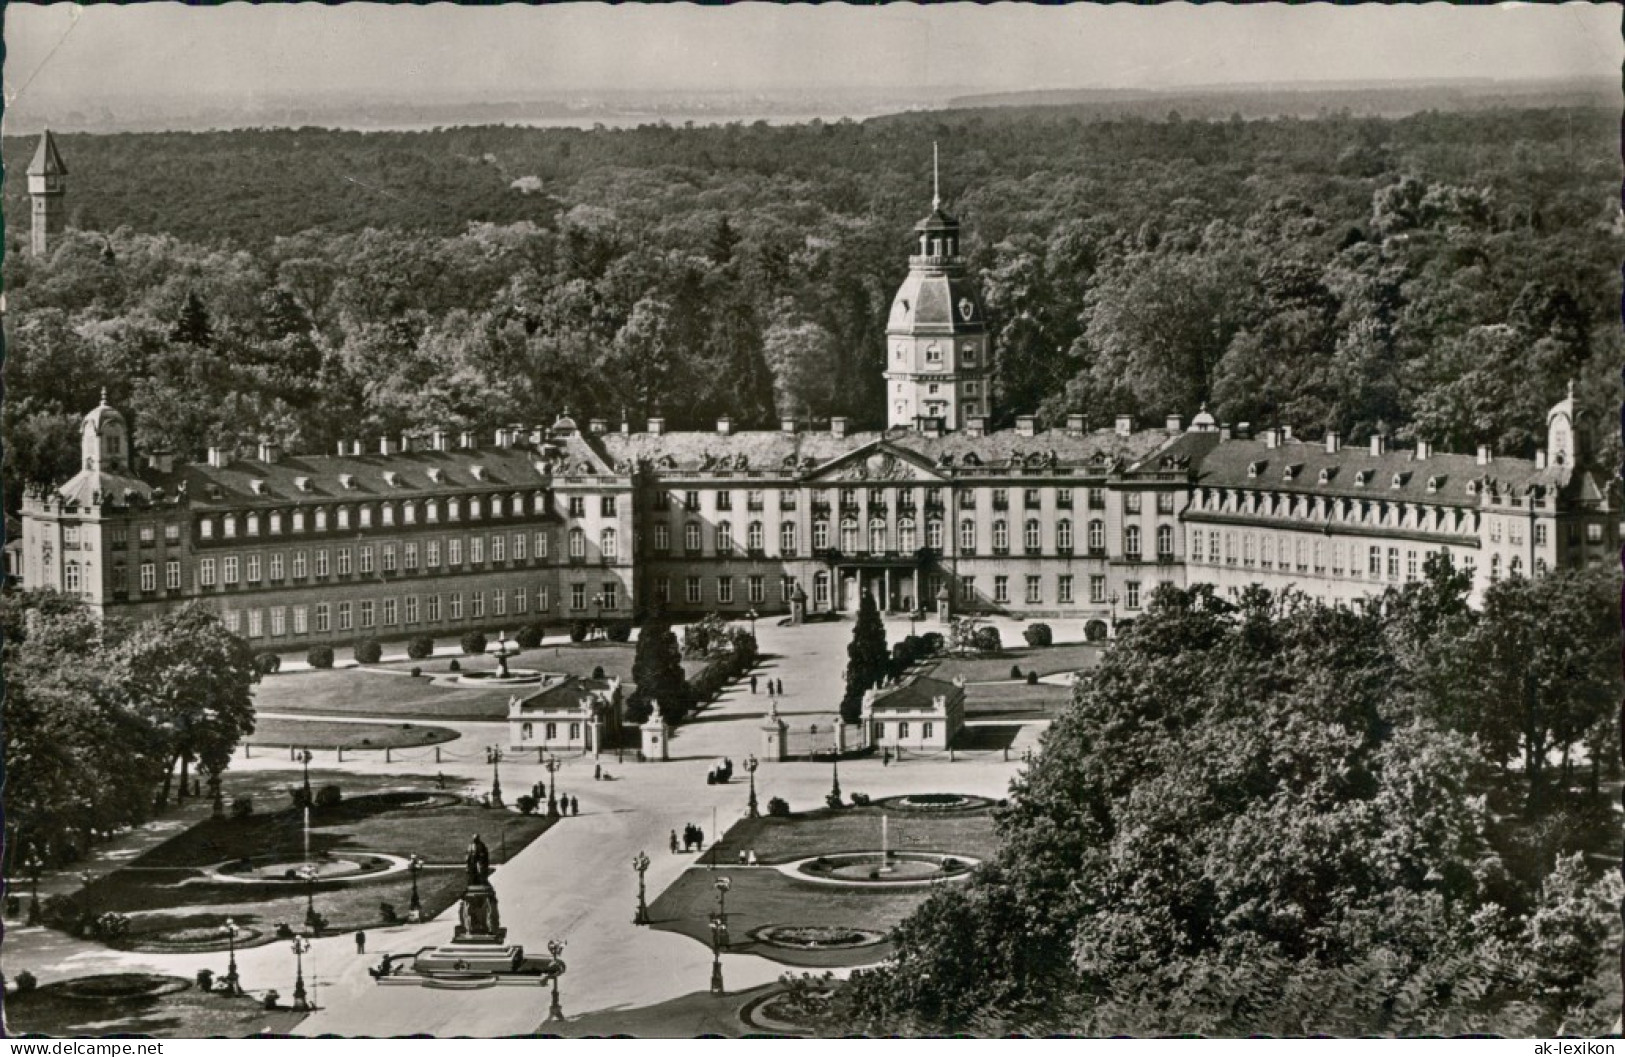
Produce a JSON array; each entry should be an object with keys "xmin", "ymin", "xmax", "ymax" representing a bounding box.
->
[{"xmin": 384, "ymin": 834, "xmax": 561, "ymax": 988}]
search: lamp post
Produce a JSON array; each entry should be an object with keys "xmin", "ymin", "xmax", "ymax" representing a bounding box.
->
[
  {"xmin": 745, "ymin": 608, "xmax": 758, "ymax": 640},
  {"xmin": 744, "ymin": 754, "xmax": 760, "ymax": 819},
  {"xmin": 544, "ymin": 754, "xmax": 561, "ymax": 818},
  {"xmin": 632, "ymin": 851, "xmax": 651, "ymax": 925},
  {"xmin": 1108, "ymin": 591, "xmax": 1119, "ymax": 636},
  {"xmin": 591, "ymin": 593, "xmax": 605, "ymax": 641},
  {"xmin": 78, "ymin": 870, "xmax": 99, "ymax": 923},
  {"xmin": 299, "ymin": 863, "xmax": 319, "ymax": 930},
  {"xmin": 222, "ymin": 918, "xmax": 242, "ymax": 995},
  {"xmin": 290, "ymin": 935, "xmax": 311, "ymax": 1011},
  {"xmin": 23, "ymin": 847, "xmax": 43, "ymax": 926},
  {"xmin": 486, "ymin": 746, "xmax": 505, "ymax": 808},
  {"xmin": 708, "ymin": 877, "xmax": 731, "ymax": 994},
  {"xmin": 545, "ymin": 939, "xmax": 566, "ymax": 1023},
  {"xmin": 297, "ymin": 748, "xmax": 314, "ymax": 805},
  {"xmin": 407, "ymin": 854, "xmax": 424, "ymax": 922},
  {"xmin": 829, "ymin": 735, "xmax": 842, "ymax": 804}
]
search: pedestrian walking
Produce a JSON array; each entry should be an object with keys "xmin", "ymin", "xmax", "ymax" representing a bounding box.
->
[
  {"xmin": 594, "ymin": 764, "xmax": 602, "ymax": 781},
  {"xmin": 355, "ymin": 931, "xmax": 367, "ymax": 955},
  {"xmin": 570, "ymin": 795, "xmax": 579, "ymax": 816},
  {"xmin": 670, "ymin": 829, "xmax": 680, "ymax": 854},
  {"xmin": 750, "ymin": 675, "xmax": 758, "ymax": 694}
]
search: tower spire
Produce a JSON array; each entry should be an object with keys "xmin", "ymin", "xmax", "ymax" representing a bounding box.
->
[{"xmin": 932, "ymin": 142, "xmax": 940, "ymax": 211}]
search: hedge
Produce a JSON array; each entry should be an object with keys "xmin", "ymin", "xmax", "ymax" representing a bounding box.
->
[{"xmin": 307, "ymin": 644, "xmax": 335, "ymax": 669}]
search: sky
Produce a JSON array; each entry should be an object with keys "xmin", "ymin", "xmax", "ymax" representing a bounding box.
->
[{"xmin": 3, "ymin": 2, "xmax": 1620, "ymax": 123}]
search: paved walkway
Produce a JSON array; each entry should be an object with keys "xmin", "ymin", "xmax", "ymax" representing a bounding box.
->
[{"xmin": 3, "ymin": 613, "xmax": 1057, "ymax": 1035}]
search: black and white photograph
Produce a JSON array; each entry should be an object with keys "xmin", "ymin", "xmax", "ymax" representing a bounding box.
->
[{"xmin": 1, "ymin": 1, "xmax": 1622, "ymax": 1042}]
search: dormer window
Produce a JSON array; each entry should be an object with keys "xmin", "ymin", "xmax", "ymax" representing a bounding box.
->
[
  {"xmin": 1282, "ymin": 464, "xmax": 1300, "ymax": 482},
  {"xmin": 427, "ymin": 468, "xmax": 444, "ymax": 484},
  {"xmin": 471, "ymin": 465, "xmax": 487, "ymax": 481},
  {"xmin": 1391, "ymin": 472, "xmax": 1409, "ymax": 489},
  {"xmin": 1354, "ymin": 470, "xmax": 1372, "ymax": 488},
  {"xmin": 295, "ymin": 476, "xmax": 312, "ymax": 493},
  {"xmin": 1465, "ymin": 480, "xmax": 1478, "ymax": 497},
  {"xmin": 383, "ymin": 471, "xmax": 399, "ymax": 487},
  {"xmin": 403, "ymin": 502, "xmax": 416, "ymax": 525},
  {"xmin": 337, "ymin": 506, "xmax": 351, "ymax": 530},
  {"xmin": 249, "ymin": 479, "xmax": 267, "ymax": 496},
  {"xmin": 1247, "ymin": 461, "xmax": 1263, "ymax": 479},
  {"xmin": 359, "ymin": 505, "xmax": 373, "ymax": 528},
  {"xmin": 338, "ymin": 474, "xmax": 355, "ymax": 490},
  {"xmin": 1318, "ymin": 468, "xmax": 1335, "ymax": 485},
  {"xmin": 1426, "ymin": 475, "xmax": 1442, "ymax": 494}
]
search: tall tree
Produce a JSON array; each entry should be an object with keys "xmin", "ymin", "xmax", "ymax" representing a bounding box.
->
[
  {"xmin": 627, "ymin": 615, "xmax": 689, "ymax": 726},
  {"xmin": 841, "ymin": 588, "xmax": 889, "ymax": 723}
]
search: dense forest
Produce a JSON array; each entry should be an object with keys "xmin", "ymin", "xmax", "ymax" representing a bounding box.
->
[
  {"xmin": 840, "ymin": 567, "xmax": 1623, "ymax": 1035},
  {"xmin": 3, "ymin": 103, "xmax": 1620, "ymax": 512}
]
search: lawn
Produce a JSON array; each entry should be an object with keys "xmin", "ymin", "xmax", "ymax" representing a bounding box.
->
[
  {"xmin": 254, "ymin": 643, "xmax": 710, "ymax": 721},
  {"xmin": 963, "ymin": 681, "xmax": 1070, "ymax": 721},
  {"xmin": 552, "ymin": 984, "xmax": 777, "ymax": 1038},
  {"xmin": 247, "ymin": 718, "xmax": 459, "ymax": 751},
  {"xmin": 928, "ymin": 642, "xmax": 1100, "ymax": 683},
  {"xmin": 4, "ymin": 974, "xmax": 307, "ymax": 1038},
  {"xmin": 69, "ymin": 771, "xmax": 557, "ymax": 951},
  {"xmin": 647, "ymin": 805, "xmax": 999, "ymax": 969}
]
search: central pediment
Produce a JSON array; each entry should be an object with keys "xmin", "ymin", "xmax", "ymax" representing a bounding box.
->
[{"xmin": 805, "ymin": 441, "xmax": 946, "ymax": 483}]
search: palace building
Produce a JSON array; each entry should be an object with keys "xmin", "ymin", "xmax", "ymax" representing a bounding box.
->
[{"xmin": 13, "ymin": 135, "xmax": 1620, "ymax": 647}]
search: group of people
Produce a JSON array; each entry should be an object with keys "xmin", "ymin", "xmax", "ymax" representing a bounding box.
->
[
  {"xmin": 706, "ymin": 757, "xmax": 736, "ymax": 786},
  {"xmin": 748, "ymin": 675, "xmax": 787, "ymax": 697},
  {"xmin": 672, "ymin": 823, "xmax": 706, "ymax": 853},
  {"xmin": 531, "ymin": 782, "xmax": 581, "ymax": 816}
]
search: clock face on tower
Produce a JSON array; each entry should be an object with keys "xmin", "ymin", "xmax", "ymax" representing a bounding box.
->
[{"xmin": 958, "ymin": 298, "xmax": 975, "ymax": 321}]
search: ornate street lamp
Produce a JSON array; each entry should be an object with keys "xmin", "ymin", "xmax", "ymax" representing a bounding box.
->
[
  {"xmin": 544, "ymin": 754, "xmax": 562, "ymax": 818},
  {"xmin": 23, "ymin": 847, "xmax": 43, "ymax": 926},
  {"xmin": 77, "ymin": 870, "xmax": 99, "ymax": 923},
  {"xmin": 745, "ymin": 608, "xmax": 758, "ymax": 640},
  {"xmin": 829, "ymin": 735, "xmax": 842, "ymax": 804},
  {"xmin": 297, "ymin": 748, "xmax": 314, "ymax": 804},
  {"xmin": 545, "ymin": 939, "xmax": 567, "ymax": 1023},
  {"xmin": 744, "ymin": 755, "xmax": 760, "ymax": 819},
  {"xmin": 708, "ymin": 877, "xmax": 731, "ymax": 996},
  {"xmin": 222, "ymin": 918, "xmax": 243, "ymax": 995},
  {"xmin": 632, "ymin": 851, "xmax": 651, "ymax": 925},
  {"xmin": 486, "ymin": 746, "xmax": 505, "ymax": 808},
  {"xmin": 290, "ymin": 935, "xmax": 311, "ymax": 1011},
  {"xmin": 1108, "ymin": 591, "xmax": 1119, "ymax": 636},
  {"xmin": 298, "ymin": 863, "xmax": 319, "ymax": 930},
  {"xmin": 407, "ymin": 854, "xmax": 424, "ymax": 922}
]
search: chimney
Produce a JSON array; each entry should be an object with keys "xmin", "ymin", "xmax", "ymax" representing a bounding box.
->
[
  {"xmin": 1280, "ymin": 425, "xmax": 1293, "ymax": 442},
  {"xmin": 648, "ymin": 417, "xmax": 665, "ymax": 436},
  {"xmin": 148, "ymin": 450, "xmax": 174, "ymax": 474},
  {"xmin": 207, "ymin": 446, "xmax": 229, "ymax": 469},
  {"xmin": 258, "ymin": 441, "xmax": 281, "ymax": 464},
  {"xmin": 1414, "ymin": 439, "xmax": 1431, "ymax": 461},
  {"xmin": 830, "ymin": 417, "xmax": 848, "ymax": 439},
  {"xmin": 351, "ymin": 440, "xmax": 365, "ymax": 457},
  {"xmin": 1015, "ymin": 415, "xmax": 1037, "ymax": 438},
  {"xmin": 379, "ymin": 437, "xmax": 400, "ymax": 457},
  {"xmin": 459, "ymin": 431, "xmax": 476, "ymax": 450},
  {"xmin": 1115, "ymin": 414, "xmax": 1133, "ymax": 437},
  {"xmin": 1219, "ymin": 426, "xmax": 1233, "ymax": 442},
  {"xmin": 1324, "ymin": 431, "xmax": 1341, "ymax": 455},
  {"xmin": 620, "ymin": 420, "xmax": 631, "ymax": 436},
  {"xmin": 1263, "ymin": 428, "xmax": 1279, "ymax": 450},
  {"xmin": 716, "ymin": 416, "xmax": 732, "ymax": 436},
  {"xmin": 589, "ymin": 418, "xmax": 608, "ymax": 436},
  {"xmin": 494, "ymin": 428, "xmax": 510, "ymax": 447},
  {"xmin": 1535, "ymin": 449, "xmax": 1547, "ymax": 470},
  {"xmin": 1369, "ymin": 435, "xmax": 1387, "ymax": 457},
  {"xmin": 400, "ymin": 435, "xmax": 414, "ymax": 454},
  {"xmin": 1476, "ymin": 444, "xmax": 1492, "ymax": 466},
  {"xmin": 965, "ymin": 414, "xmax": 988, "ymax": 438},
  {"xmin": 336, "ymin": 440, "xmax": 348, "ymax": 457},
  {"xmin": 432, "ymin": 429, "xmax": 450, "ymax": 452},
  {"xmin": 780, "ymin": 418, "xmax": 799, "ymax": 434},
  {"xmin": 1066, "ymin": 414, "xmax": 1086, "ymax": 435},
  {"xmin": 1166, "ymin": 414, "xmax": 1183, "ymax": 432}
]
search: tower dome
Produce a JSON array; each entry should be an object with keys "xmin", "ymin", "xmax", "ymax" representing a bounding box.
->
[
  {"xmin": 884, "ymin": 145, "xmax": 990, "ymax": 432},
  {"xmin": 80, "ymin": 390, "xmax": 130, "ymax": 473}
]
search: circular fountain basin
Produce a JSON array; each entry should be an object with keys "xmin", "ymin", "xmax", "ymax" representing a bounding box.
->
[{"xmin": 452, "ymin": 668, "xmax": 544, "ymax": 687}]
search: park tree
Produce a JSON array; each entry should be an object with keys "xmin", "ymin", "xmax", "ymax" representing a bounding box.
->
[
  {"xmin": 846, "ymin": 583, "xmax": 1620, "ymax": 1035},
  {"xmin": 628, "ymin": 615, "xmax": 689, "ymax": 726},
  {"xmin": 840, "ymin": 589, "xmax": 889, "ymax": 723},
  {"xmin": 112, "ymin": 603, "xmax": 259, "ymax": 808}
]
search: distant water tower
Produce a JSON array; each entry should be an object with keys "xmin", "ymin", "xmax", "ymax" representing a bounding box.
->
[{"xmin": 28, "ymin": 129, "xmax": 68, "ymax": 258}]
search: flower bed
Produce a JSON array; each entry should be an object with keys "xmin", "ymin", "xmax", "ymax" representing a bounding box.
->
[
  {"xmin": 872, "ymin": 793, "xmax": 993, "ymax": 813},
  {"xmin": 56, "ymin": 974, "xmax": 191, "ymax": 1001},
  {"xmin": 750, "ymin": 924, "xmax": 887, "ymax": 950}
]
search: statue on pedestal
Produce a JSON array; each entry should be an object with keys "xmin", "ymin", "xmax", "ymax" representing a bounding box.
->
[{"xmin": 458, "ymin": 834, "xmax": 502, "ymax": 939}]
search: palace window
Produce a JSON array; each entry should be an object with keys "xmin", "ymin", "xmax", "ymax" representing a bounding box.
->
[
  {"xmin": 748, "ymin": 575, "xmax": 765, "ymax": 604},
  {"xmin": 491, "ymin": 535, "xmax": 505, "ymax": 563},
  {"xmin": 1088, "ymin": 520, "xmax": 1105, "ymax": 552},
  {"xmin": 841, "ymin": 520, "xmax": 859, "ymax": 552},
  {"xmin": 813, "ymin": 521, "xmax": 830, "ymax": 550},
  {"xmin": 685, "ymin": 522, "xmax": 702, "ymax": 554},
  {"xmin": 1059, "ymin": 575, "xmax": 1074, "ymax": 604},
  {"xmin": 654, "ymin": 524, "xmax": 671, "ymax": 554},
  {"xmin": 569, "ymin": 528, "xmax": 586, "ymax": 560},
  {"xmin": 1057, "ymin": 519, "xmax": 1073, "ymax": 552},
  {"xmin": 991, "ymin": 520, "xmax": 1009, "ymax": 553},
  {"xmin": 780, "ymin": 522, "xmax": 797, "ymax": 557},
  {"xmin": 717, "ymin": 521, "xmax": 734, "ymax": 554},
  {"xmin": 512, "ymin": 533, "xmax": 526, "ymax": 561},
  {"xmin": 718, "ymin": 577, "xmax": 734, "ymax": 604},
  {"xmin": 686, "ymin": 577, "xmax": 703, "ymax": 604},
  {"xmin": 1124, "ymin": 525, "xmax": 1141, "ymax": 558},
  {"xmin": 1156, "ymin": 525, "xmax": 1173, "ymax": 558},
  {"xmin": 869, "ymin": 520, "xmax": 887, "ymax": 553},
  {"xmin": 898, "ymin": 519, "xmax": 917, "ymax": 552},
  {"xmin": 716, "ymin": 491, "xmax": 734, "ymax": 512},
  {"xmin": 338, "ymin": 601, "xmax": 353, "ymax": 631},
  {"xmin": 1125, "ymin": 582, "xmax": 1141, "ymax": 610},
  {"xmin": 994, "ymin": 576, "xmax": 1009, "ymax": 604},
  {"xmin": 382, "ymin": 599, "xmax": 398, "ymax": 626},
  {"xmin": 447, "ymin": 539, "xmax": 462, "ymax": 565},
  {"xmin": 1025, "ymin": 575, "xmax": 1042, "ymax": 604},
  {"xmin": 600, "ymin": 528, "xmax": 618, "ymax": 560},
  {"xmin": 1024, "ymin": 519, "xmax": 1041, "ymax": 553},
  {"xmin": 358, "ymin": 545, "xmax": 374, "ymax": 574}
]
